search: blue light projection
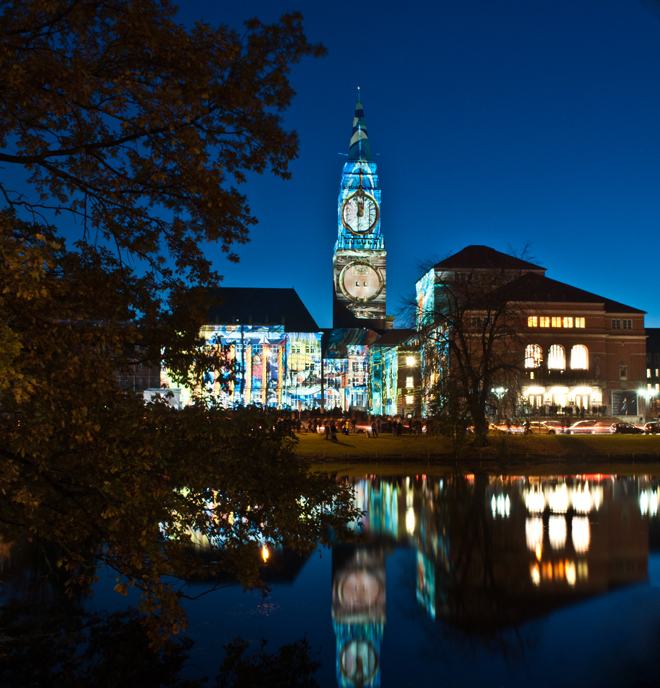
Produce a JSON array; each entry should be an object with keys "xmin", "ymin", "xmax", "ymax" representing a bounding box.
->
[{"xmin": 162, "ymin": 325, "xmax": 322, "ymax": 410}]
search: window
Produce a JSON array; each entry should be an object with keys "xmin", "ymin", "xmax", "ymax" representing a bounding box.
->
[
  {"xmin": 562, "ymin": 317, "xmax": 573, "ymax": 328},
  {"xmin": 612, "ymin": 320, "xmax": 621, "ymax": 329},
  {"xmin": 528, "ymin": 316, "xmax": 538, "ymax": 327},
  {"xmin": 622, "ymin": 319, "xmax": 632, "ymax": 330},
  {"xmin": 540, "ymin": 317, "xmax": 550, "ymax": 328},
  {"xmin": 548, "ymin": 344, "xmax": 566, "ymax": 370},
  {"xmin": 405, "ymin": 395, "xmax": 414, "ymax": 405},
  {"xmin": 406, "ymin": 356, "xmax": 415, "ymax": 366},
  {"xmin": 551, "ymin": 317, "xmax": 562, "ymax": 328},
  {"xmin": 648, "ymin": 369, "xmax": 652, "ymax": 379},
  {"xmin": 619, "ymin": 362, "xmax": 627, "ymax": 380},
  {"xmin": 575, "ymin": 317, "xmax": 585, "ymax": 328},
  {"xmin": 525, "ymin": 344, "xmax": 543, "ymax": 369},
  {"xmin": 406, "ymin": 376, "xmax": 414, "ymax": 388},
  {"xmin": 570, "ymin": 345, "xmax": 588, "ymax": 370}
]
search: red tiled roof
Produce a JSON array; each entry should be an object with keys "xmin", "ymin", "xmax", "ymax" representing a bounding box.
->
[{"xmin": 433, "ymin": 245, "xmax": 545, "ymax": 272}]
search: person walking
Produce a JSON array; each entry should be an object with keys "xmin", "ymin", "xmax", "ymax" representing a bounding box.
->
[
  {"xmin": 371, "ymin": 418, "xmax": 378, "ymax": 438},
  {"xmin": 324, "ymin": 422, "xmax": 330, "ymax": 440},
  {"xmin": 330, "ymin": 421, "xmax": 338, "ymax": 443}
]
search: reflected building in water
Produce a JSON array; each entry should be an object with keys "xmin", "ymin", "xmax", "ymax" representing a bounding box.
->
[
  {"xmin": 332, "ymin": 473, "xmax": 656, "ymax": 685},
  {"xmin": 331, "ymin": 545, "xmax": 386, "ymax": 687}
]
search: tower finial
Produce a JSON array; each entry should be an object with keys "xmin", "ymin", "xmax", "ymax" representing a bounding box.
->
[{"xmin": 347, "ymin": 89, "xmax": 371, "ymax": 161}]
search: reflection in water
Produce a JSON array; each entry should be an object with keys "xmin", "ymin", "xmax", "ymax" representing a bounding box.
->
[
  {"xmin": 3, "ymin": 474, "xmax": 660, "ymax": 687},
  {"xmin": 332, "ymin": 547, "xmax": 385, "ymax": 687},
  {"xmin": 332, "ymin": 473, "xmax": 656, "ymax": 686}
]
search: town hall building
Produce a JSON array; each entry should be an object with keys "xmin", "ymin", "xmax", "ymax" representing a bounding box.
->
[{"xmin": 153, "ymin": 92, "xmax": 653, "ymax": 422}]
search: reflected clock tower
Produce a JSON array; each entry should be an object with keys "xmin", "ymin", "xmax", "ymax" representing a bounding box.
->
[{"xmin": 333, "ymin": 89, "xmax": 388, "ymax": 328}]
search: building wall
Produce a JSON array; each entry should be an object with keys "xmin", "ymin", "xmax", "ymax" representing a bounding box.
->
[
  {"xmin": 522, "ymin": 304, "xmax": 646, "ymax": 418},
  {"xmin": 161, "ymin": 325, "xmax": 323, "ymax": 410}
]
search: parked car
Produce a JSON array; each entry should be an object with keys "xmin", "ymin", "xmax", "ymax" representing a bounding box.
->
[
  {"xmin": 642, "ymin": 421, "xmax": 660, "ymax": 435},
  {"xmin": 611, "ymin": 422, "xmax": 644, "ymax": 435},
  {"xmin": 566, "ymin": 420, "xmax": 597, "ymax": 434},
  {"xmin": 526, "ymin": 420, "xmax": 565, "ymax": 435}
]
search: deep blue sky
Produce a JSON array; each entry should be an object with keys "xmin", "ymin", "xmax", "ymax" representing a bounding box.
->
[{"xmin": 181, "ymin": 0, "xmax": 660, "ymax": 328}]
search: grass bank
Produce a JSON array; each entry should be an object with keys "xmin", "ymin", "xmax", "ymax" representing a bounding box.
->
[{"xmin": 296, "ymin": 431, "xmax": 660, "ymax": 476}]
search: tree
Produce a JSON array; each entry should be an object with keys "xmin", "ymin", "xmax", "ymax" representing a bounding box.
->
[
  {"xmin": 412, "ymin": 247, "xmax": 537, "ymax": 446},
  {"xmin": 0, "ymin": 0, "xmax": 324, "ymax": 286},
  {"xmin": 0, "ymin": 215, "xmax": 361, "ymax": 643},
  {"xmin": 0, "ymin": 1, "xmax": 360, "ymax": 645}
]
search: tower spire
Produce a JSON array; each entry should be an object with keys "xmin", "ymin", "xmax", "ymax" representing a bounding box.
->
[{"xmin": 347, "ymin": 87, "xmax": 372, "ymax": 161}]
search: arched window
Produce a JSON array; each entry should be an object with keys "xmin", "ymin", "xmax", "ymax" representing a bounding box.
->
[
  {"xmin": 548, "ymin": 344, "xmax": 566, "ymax": 370},
  {"xmin": 525, "ymin": 344, "xmax": 543, "ymax": 368},
  {"xmin": 570, "ymin": 345, "xmax": 588, "ymax": 370}
]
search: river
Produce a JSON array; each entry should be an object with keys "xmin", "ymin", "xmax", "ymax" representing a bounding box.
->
[{"xmin": 2, "ymin": 471, "xmax": 660, "ymax": 687}]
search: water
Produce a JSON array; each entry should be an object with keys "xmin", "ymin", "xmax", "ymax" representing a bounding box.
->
[{"xmin": 3, "ymin": 472, "xmax": 660, "ymax": 687}]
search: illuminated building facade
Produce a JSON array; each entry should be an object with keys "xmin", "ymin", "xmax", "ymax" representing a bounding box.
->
[
  {"xmin": 333, "ymin": 90, "xmax": 391, "ymax": 330},
  {"xmin": 368, "ymin": 329, "xmax": 421, "ymax": 417},
  {"xmin": 161, "ymin": 287, "xmax": 324, "ymax": 410},
  {"xmin": 415, "ymin": 245, "xmax": 648, "ymax": 420},
  {"xmin": 323, "ymin": 328, "xmax": 379, "ymax": 412}
]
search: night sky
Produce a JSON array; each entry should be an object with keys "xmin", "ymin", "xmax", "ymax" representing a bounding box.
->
[{"xmin": 120, "ymin": 1, "xmax": 660, "ymax": 327}]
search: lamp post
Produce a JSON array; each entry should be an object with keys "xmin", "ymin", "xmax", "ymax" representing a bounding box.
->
[
  {"xmin": 492, "ymin": 386, "xmax": 507, "ymax": 423},
  {"xmin": 638, "ymin": 387, "xmax": 657, "ymax": 422}
]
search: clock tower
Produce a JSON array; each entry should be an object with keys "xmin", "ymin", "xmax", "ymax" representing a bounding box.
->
[{"xmin": 333, "ymin": 89, "xmax": 388, "ymax": 328}]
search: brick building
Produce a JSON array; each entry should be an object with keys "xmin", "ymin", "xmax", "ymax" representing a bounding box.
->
[{"xmin": 415, "ymin": 246, "xmax": 648, "ymax": 421}]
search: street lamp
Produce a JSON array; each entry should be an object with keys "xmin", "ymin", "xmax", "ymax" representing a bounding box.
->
[{"xmin": 638, "ymin": 387, "xmax": 657, "ymax": 421}]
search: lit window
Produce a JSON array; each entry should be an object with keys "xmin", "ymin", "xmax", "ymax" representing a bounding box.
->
[
  {"xmin": 406, "ymin": 356, "xmax": 415, "ymax": 366},
  {"xmin": 570, "ymin": 345, "xmax": 588, "ymax": 370},
  {"xmin": 528, "ymin": 316, "xmax": 538, "ymax": 327},
  {"xmin": 575, "ymin": 317, "xmax": 585, "ymax": 328},
  {"xmin": 648, "ymin": 369, "xmax": 652, "ymax": 379},
  {"xmin": 525, "ymin": 344, "xmax": 543, "ymax": 369},
  {"xmin": 540, "ymin": 317, "xmax": 550, "ymax": 327},
  {"xmin": 548, "ymin": 345, "xmax": 566, "ymax": 370},
  {"xmin": 406, "ymin": 376, "xmax": 414, "ymax": 387},
  {"xmin": 551, "ymin": 317, "xmax": 562, "ymax": 327},
  {"xmin": 562, "ymin": 317, "xmax": 573, "ymax": 328},
  {"xmin": 405, "ymin": 395, "xmax": 414, "ymax": 405}
]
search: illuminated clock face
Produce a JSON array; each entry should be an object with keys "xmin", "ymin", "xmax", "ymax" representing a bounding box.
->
[
  {"xmin": 341, "ymin": 189, "xmax": 379, "ymax": 234},
  {"xmin": 340, "ymin": 262, "xmax": 383, "ymax": 303}
]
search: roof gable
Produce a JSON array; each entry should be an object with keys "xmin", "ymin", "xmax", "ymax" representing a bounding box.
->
[
  {"xmin": 207, "ymin": 287, "xmax": 320, "ymax": 332},
  {"xmin": 500, "ymin": 272, "xmax": 645, "ymax": 314},
  {"xmin": 433, "ymin": 245, "xmax": 545, "ymax": 273}
]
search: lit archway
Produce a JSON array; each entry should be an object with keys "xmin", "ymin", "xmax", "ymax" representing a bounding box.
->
[
  {"xmin": 548, "ymin": 344, "xmax": 566, "ymax": 370},
  {"xmin": 570, "ymin": 345, "xmax": 588, "ymax": 370},
  {"xmin": 525, "ymin": 344, "xmax": 543, "ymax": 368}
]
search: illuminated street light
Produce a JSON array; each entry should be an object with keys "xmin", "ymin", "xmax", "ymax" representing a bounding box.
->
[{"xmin": 638, "ymin": 387, "xmax": 657, "ymax": 417}]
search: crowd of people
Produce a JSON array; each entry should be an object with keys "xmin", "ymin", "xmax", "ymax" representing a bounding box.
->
[{"xmin": 294, "ymin": 413, "xmax": 425, "ymax": 441}]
